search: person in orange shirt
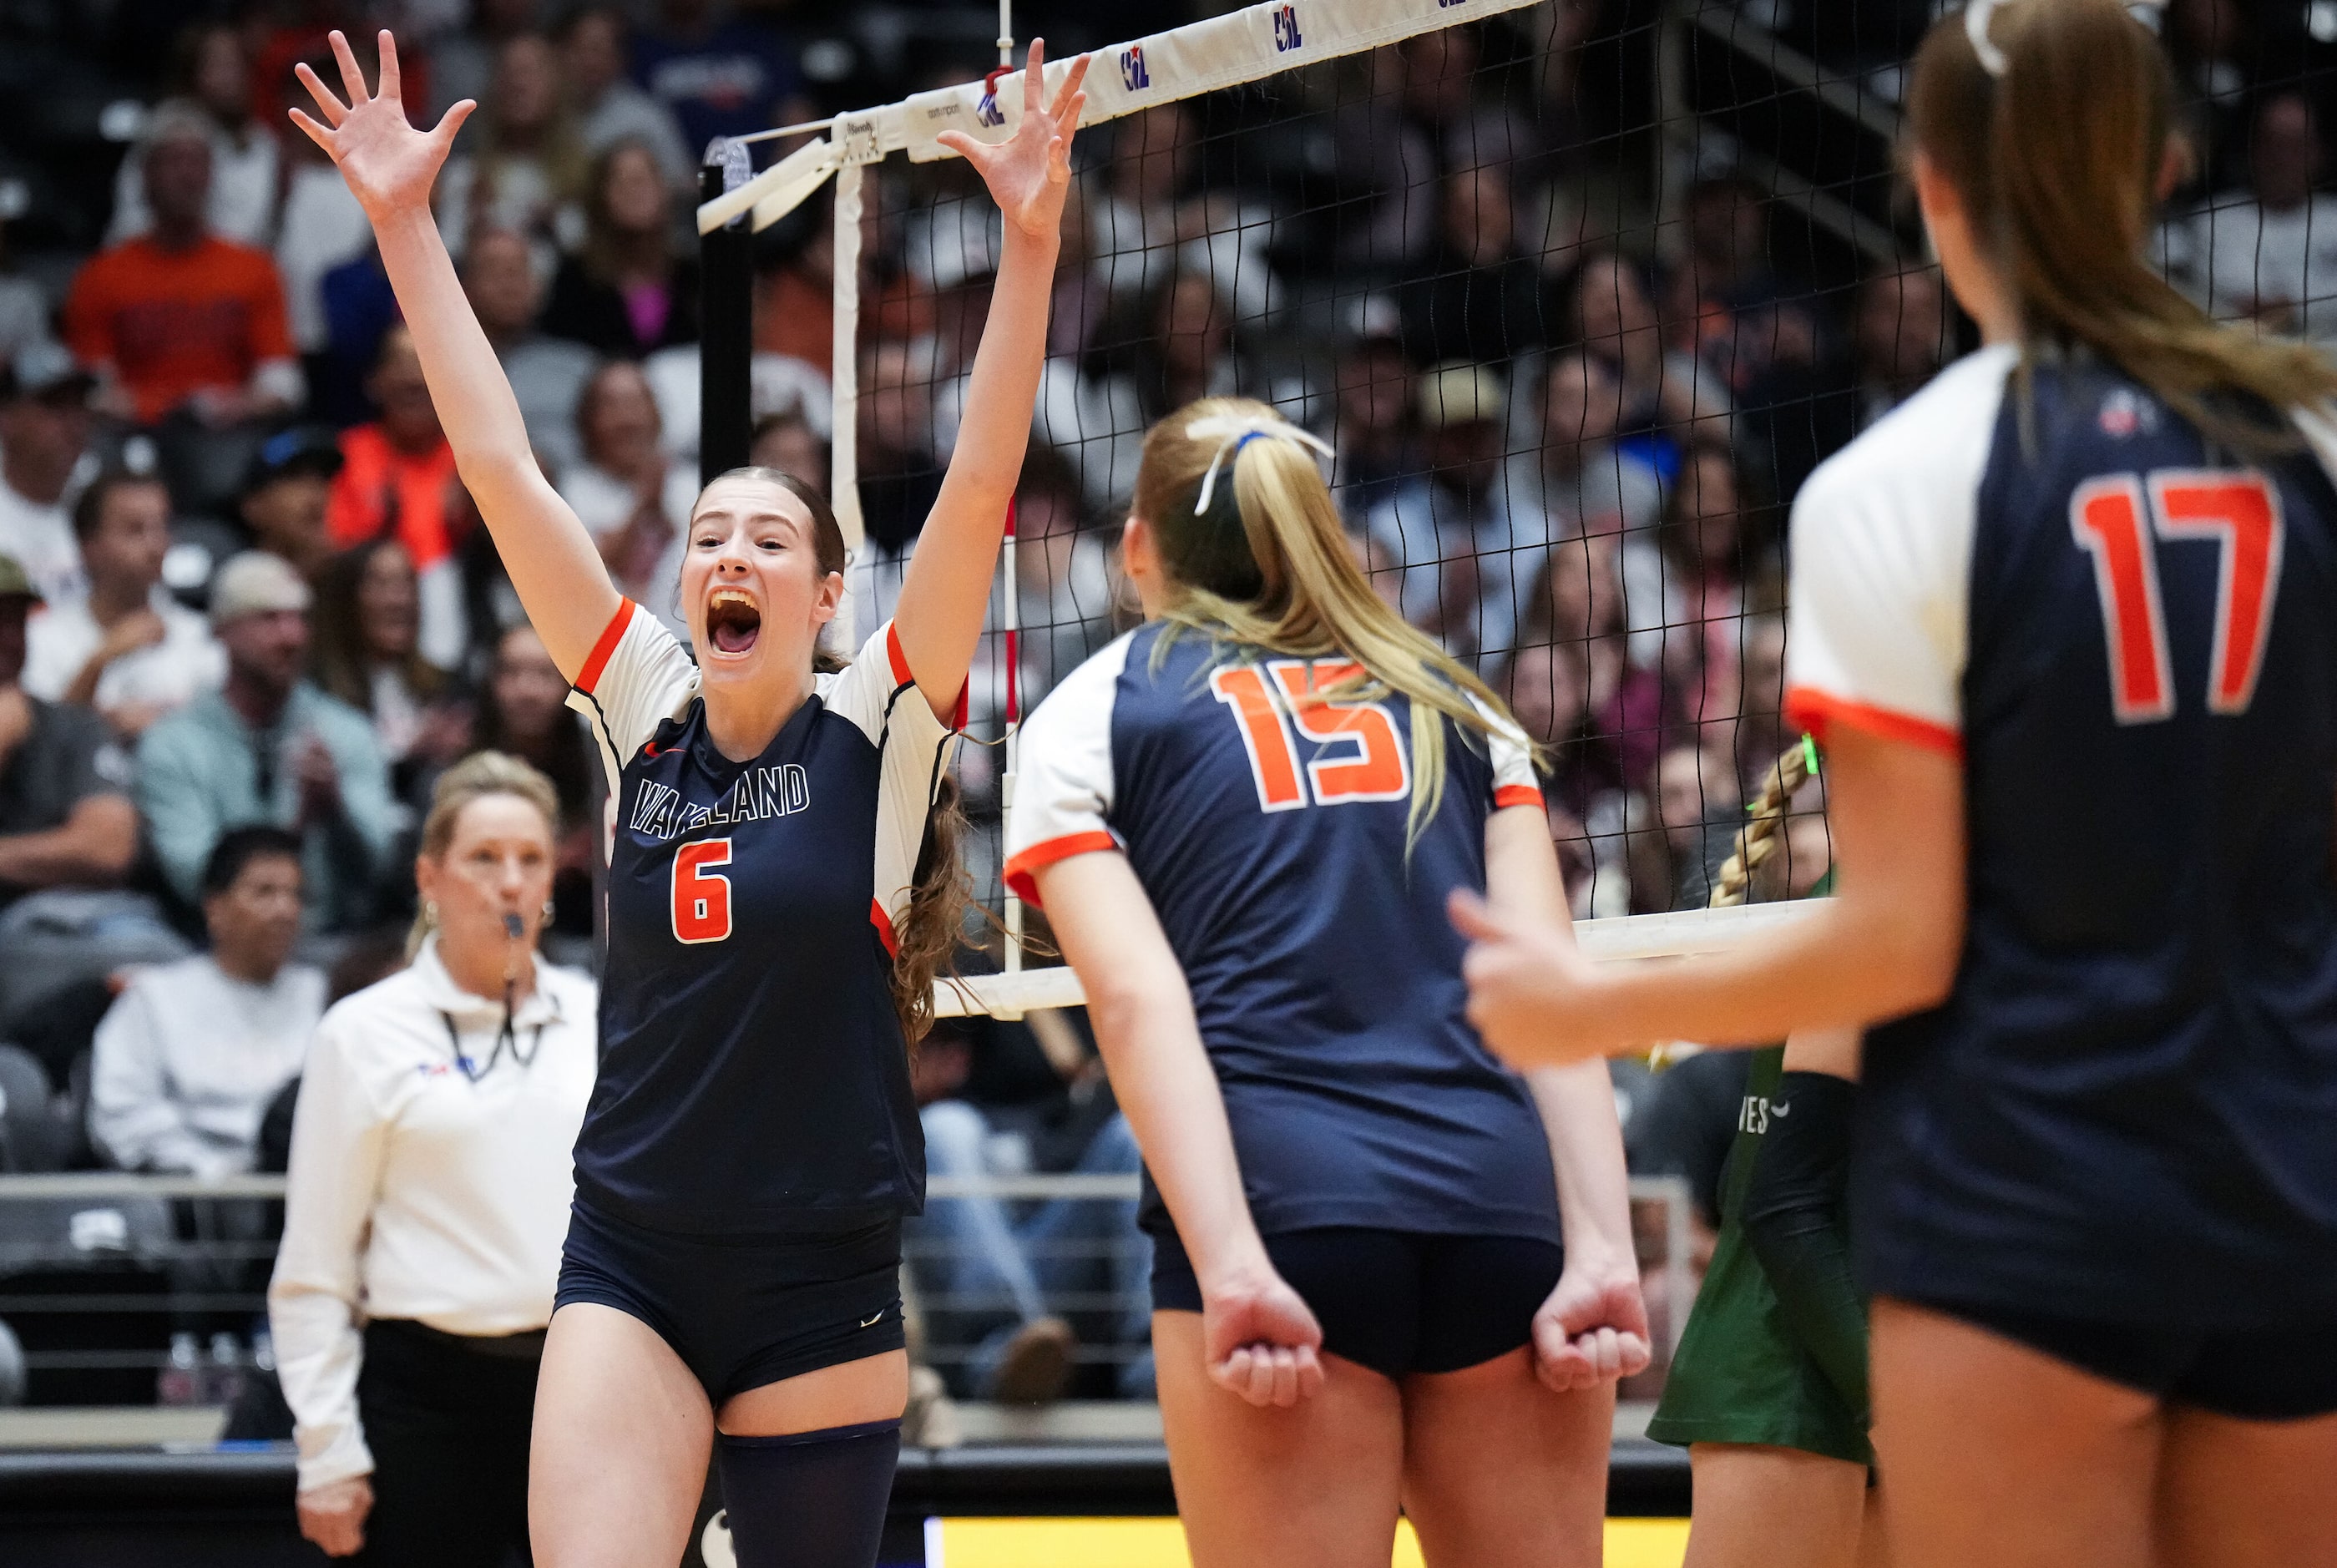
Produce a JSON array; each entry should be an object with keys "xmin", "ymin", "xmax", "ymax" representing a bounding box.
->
[
  {"xmin": 64, "ymin": 104, "xmax": 303, "ymax": 430},
  {"xmin": 324, "ymin": 326, "xmax": 468, "ymax": 670}
]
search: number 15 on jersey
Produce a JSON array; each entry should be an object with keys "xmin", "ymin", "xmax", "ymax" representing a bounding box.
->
[{"xmin": 1210, "ymin": 659, "xmax": 1410, "ymax": 812}]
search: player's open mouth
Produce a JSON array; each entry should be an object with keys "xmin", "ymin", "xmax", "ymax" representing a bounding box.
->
[{"xmin": 706, "ymin": 589, "xmax": 761, "ymax": 655}]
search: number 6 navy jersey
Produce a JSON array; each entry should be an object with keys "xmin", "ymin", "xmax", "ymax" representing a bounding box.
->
[
  {"xmin": 563, "ymin": 600, "xmax": 954, "ymax": 1234},
  {"xmin": 1784, "ymin": 344, "xmax": 2337, "ymax": 1326},
  {"xmin": 1004, "ymin": 623, "xmax": 1563, "ymax": 1247}
]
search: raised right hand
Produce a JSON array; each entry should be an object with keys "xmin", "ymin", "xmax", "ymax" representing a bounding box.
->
[
  {"xmin": 288, "ymin": 29, "xmax": 473, "ymax": 224},
  {"xmin": 296, "ymin": 1474, "xmax": 373, "ymax": 1557},
  {"xmin": 1201, "ymin": 1267, "xmax": 1326, "ymax": 1409}
]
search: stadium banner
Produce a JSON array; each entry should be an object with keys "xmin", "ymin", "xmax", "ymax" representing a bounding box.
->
[{"xmin": 699, "ymin": 0, "xmax": 1542, "ymax": 233}]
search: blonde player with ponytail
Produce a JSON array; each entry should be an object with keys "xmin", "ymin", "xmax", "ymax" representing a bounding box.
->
[{"xmin": 1005, "ymin": 398, "xmax": 1647, "ymax": 1568}]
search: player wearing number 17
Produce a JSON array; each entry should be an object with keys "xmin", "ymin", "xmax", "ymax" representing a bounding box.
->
[
  {"xmin": 1005, "ymin": 400, "xmax": 1649, "ymax": 1568},
  {"xmin": 290, "ymin": 28, "xmax": 1089, "ymax": 1568},
  {"xmin": 1454, "ymin": 5, "xmax": 2337, "ymax": 1566}
]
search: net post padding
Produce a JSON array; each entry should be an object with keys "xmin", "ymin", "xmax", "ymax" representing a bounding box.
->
[{"xmin": 933, "ymin": 902, "xmax": 1826, "ymax": 1019}]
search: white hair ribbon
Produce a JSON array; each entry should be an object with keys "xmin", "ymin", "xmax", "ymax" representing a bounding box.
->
[
  {"xmin": 1967, "ymin": 0, "xmax": 2166, "ymax": 78},
  {"xmin": 1185, "ymin": 414, "xmax": 1336, "ymax": 516}
]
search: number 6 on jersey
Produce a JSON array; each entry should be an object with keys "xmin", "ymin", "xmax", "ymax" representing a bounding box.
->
[{"xmin": 672, "ymin": 838, "xmax": 733, "ymax": 943}]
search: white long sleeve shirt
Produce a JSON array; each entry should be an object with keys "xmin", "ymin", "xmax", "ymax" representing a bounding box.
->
[
  {"xmin": 269, "ymin": 940, "xmax": 597, "ymax": 1492},
  {"xmin": 88, "ymin": 955, "xmax": 326, "ymax": 1177}
]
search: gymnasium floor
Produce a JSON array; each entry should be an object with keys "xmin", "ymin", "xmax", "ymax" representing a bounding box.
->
[{"xmin": 918, "ymin": 1518, "xmax": 1692, "ymax": 1566}]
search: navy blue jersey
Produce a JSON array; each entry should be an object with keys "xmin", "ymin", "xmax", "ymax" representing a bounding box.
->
[
  {"xmin": 1004, "ymin": 622, "xmax": 1561, "ymax": 1244},
  {"xmin": 564, "ymin": 602, "xmax": 951, "ymax": 1234},
  {"xmin": 1785, "ymin": 346, "xmax": 2337, "ymax": 1325}
]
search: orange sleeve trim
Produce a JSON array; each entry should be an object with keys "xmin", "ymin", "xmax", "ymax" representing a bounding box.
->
[
  {"xmin": 886, "ymin": 621, "xmax": 913, "ymax": 687},
  {"xmin": 885, "ymin": 620, "xmax": 969, "ymax": 723},
  {"xmin": 574, "ymin": 599, "xmax": 636, "ymax": 696},
  {"xmin": 1784, "ymin": 685, "xmax": 1963, "ymax": 760},
  {"xmin": 1493, "ymin": 784, "xmax": 1545, "ymax": 812},
  {"xmin": 869, "ymin": 898, "xmax": 900, "ymax": 959},
  {"xmin": 1002, "ymin": 830, "xmax": 1120, "ymax": 908}
]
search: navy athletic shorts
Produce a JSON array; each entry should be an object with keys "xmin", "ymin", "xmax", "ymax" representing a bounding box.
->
[
  {"xmin": 1913, "ymin": 1297, "xmax": 2337, "ymax": 1421},
  {"xmin": 554, "ymin": 1199, "xmax": 906, "ymax": 1404},
  {"xmin": 1148, "ymin": 1223, "xmax": 1563, "ymax": 1382}
]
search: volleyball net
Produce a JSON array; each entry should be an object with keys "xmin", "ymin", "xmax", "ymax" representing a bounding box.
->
[{"xmin": 694, "ymin": 0, "xmax": 2331, "ymax": 1019}]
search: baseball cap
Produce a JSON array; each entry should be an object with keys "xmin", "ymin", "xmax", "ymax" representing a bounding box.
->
[
  {"xmin": 0, "ymin": 341, "xmax": 96, "ymax": 405},
  {"xmin": 0, "ymin": 554, "xmax": 41, "ymax": 603},
  {"xmin": 1417, "ymin": 360, "xmax": 1507, "ymax": 430},
  {"xmin": 209, "ymin": 551, "xmax": 312, "ymax": 627},
  {"xmin": 243, "ymin": 427, "xmax": 345, "ymax": 495}
]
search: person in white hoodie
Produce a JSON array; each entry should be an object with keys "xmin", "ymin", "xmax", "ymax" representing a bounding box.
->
[{"xmin": 270, "ymin": 751, "xmax": 596, "ymax": 1565}]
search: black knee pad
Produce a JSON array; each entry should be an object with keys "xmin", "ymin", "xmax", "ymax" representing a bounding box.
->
[{"xmin": 713, "ymin": 1419, "xmax": 901, "ymax": 1568}]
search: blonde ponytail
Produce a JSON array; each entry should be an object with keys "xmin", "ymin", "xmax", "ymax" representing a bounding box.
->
[{"xmin": 1134, "ymin": 397, "xmax": 1535, "ymax": 848}]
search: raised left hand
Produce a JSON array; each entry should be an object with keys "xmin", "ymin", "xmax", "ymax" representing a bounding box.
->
[
  {"xmin": 1530, "ymin": 1261, "xmax": 1653, "ymax": 1393},
  {"xmin": 938, "ymin": 39, "xmax": 1089, "ymax": 242}
]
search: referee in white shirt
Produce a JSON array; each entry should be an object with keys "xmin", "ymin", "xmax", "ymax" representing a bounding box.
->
[{"xmin": 271, "ymin": 752, "xmax": 595, "ymax": 1564}]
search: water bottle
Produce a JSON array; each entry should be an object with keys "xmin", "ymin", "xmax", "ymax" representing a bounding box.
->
[
  {"xmin": 157, "ymin": 1333, "xmax": 202, "ymax": 1406},
  {"xmin": 205, "ymin": 1332, "xmax": 245, "ymax": 1408}
]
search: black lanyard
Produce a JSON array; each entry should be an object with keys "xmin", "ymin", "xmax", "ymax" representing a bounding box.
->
[{"xmin": 438, "ymin": 984, "xmax": 546, "ymax": 1085}]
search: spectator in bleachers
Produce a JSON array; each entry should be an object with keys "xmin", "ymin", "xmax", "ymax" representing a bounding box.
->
[
  {"xmin": 423, "ymin": 0, "xmax": 543, "ymax": 124},
  {"xmin": 557, "ymin": 359, "xmax": 694, "ymax": 638},
  {"xmin": 1399, "ymin": 164, "xmax": 1549, "ymax": 367},
  {"xmin": 1849, "ymin": 263, "xmax": 1950, "ymax": 432},
  {"xmin": 465, "ymin": 625, "xmax": 595, "ymax": 936},
  {"xmin": 238, "ymin": 427, "xmax": 343, "ymax": 579},
  {"xmin": 2167, "ymin": 0, "xmax": 2256, "ymax": 194},
  {"xmin": 856, "ymin": 336, "xmax": 944, "ymax": 555},
  {"xmin": 563, "ymin": 7, "xmax": 696, "ymax": 194},
  {"xmin": 0, "ymin": 343, "xmax": 96, "ymax": 606},
  {"xmin": 630, "ymin": 0, "xmax": 806, "ymax": 164},
  {"xmin": 746, "ymin": 408, "xmax": 829, "ymax": 493},
  {"xmin": 108, "ymin": 24, "xmax": 280, "ymax": 251},
  {"xmin": 0, "ymin": 553, "xmax": 139, "ymax": 908},
  {"xmin": 541, "ymin": 140, "xmax": 701, "ymax": 358},
  {"xmin": 1365, "ymin": 360, "xmax": 1520, "ymax": 663},
  {"xmin": 463, "ymin": 229, "xmax": 594, "ymax": 473},
  {"xmin": 310, "ymin": 539, "xmax": 466, "ymax": 798},
  {"xmin": 1527, "ymin": 349, "xmax": 1662, "ymax": 545},
  {"xmin": 754, "ymin": 210, "xmax": 836, "ymax": 377},
  {"xmin": 137, "ymin": 552, "xmax": 395, "ymax": 933},
  {"xmin": 24, "ymin": 470, "xmax": 224, "ymax": 737},
  {"xmin": 1656, "ymin": 442, "xmax": 1772, "ymax": 726},
  {"xmin": 323, "ymin": 327, "xmax": 468, "ymax": 670},
  {"xmin": 1652, "ymin": 740, "xmax": 1742, "ymax": 912},
  {"xmin": 436, "ymin": 33, "xmax": 592, "ymax": 260},
  {"xmin": 2182, "ymin": 92, "xmax": 2337, "ymax": 340},
  {"xmin": 1088, "ymin": 104, "xmax": 1195, "ymax": 310},
  {"xmin": 87, "ymin": 826, "xmax": 323, "ymax": 1176},
  {"xmin": 1561, "ymin": 250, "xmax": 1730, "ymax": 474},
  {"xmin": 272, "ymin": 754, "xmax": 595, "ymax": 1565},
  {"xmin": 1328, "ymin": 308, "xmax": 1417, "ymax": 520},
  {"xmin": 63, "ymin": 103, "xmax": 303, "ymax": 433}
]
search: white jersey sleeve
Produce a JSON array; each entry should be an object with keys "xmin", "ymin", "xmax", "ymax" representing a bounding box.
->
[
  {"xmin": 817, "ymin": 620, "xmax": 958, "ymax": 949},
  {"xmin": 566, "ymin": 599, "xmax": 701, "ymax": 780},
  {"xmin": 1783, "ymin": 344, "xmax": 2013, "ymax": 756},
  {"xmin": 1003, "ymin": 634, "xmax": 1135, "ymax": 908}
]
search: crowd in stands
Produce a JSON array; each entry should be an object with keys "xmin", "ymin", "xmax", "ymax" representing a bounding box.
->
[{"xmin": 0, "ymin": 0, "xmax": 2325, "ymax": 1407}]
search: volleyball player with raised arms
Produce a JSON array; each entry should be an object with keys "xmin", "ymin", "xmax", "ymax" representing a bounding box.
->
[
  {"xmin": 291, "ymin": 31, "xmax": 1085, "ymax": 1568},
  {"xmin": 1459, "ymin": 3, "xmax": 2337, "ymax": 1564},
  {"xmin": 1005, "ymin": 401, "xmax": 1649, "ymax": 1567}
]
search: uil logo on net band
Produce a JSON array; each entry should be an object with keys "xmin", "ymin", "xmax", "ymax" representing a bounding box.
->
[
  {"xmin": 974, "ymin": 86, "xmax": 1004, "ymax": 128},
  {"xmin": 1120, "ymin": 44, "xmax": 1150, "ymax": 91},
  {"xmin": 1273, "ymin": 4, "xmax": 1303, "ymax": 51}
]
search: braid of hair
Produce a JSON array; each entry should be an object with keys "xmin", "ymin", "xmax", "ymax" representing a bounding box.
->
[{"xmin": 1708, "ymin": 739, "xmax": 1817, "ymax": 910}]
